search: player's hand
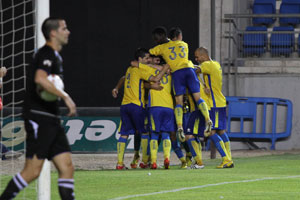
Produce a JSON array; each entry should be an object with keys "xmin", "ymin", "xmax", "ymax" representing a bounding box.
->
[
  {"xmin": 63, "ymin": 95, "xmax": 77, "ymax": 117},
  {"xmin": 0, "ymin": 66, "xmax": 7, "ymax": 78},
  {"xmin": 112, "ymin": 88, "xmax": 118, "ymax": 98},
  {"xmin": 166, "ymin": 68, "xmax": 171, "ymax": 75},
  {"xmin": 204, "ymin": 87, "xmax": 211, "ymax": 95},
  {"xmin": 151, "ymin": 81, "xmax": 163, "ymax": 91},
  {"xmin": 163, "ymin": 64, "xmax": 170, "ymax": 70}
]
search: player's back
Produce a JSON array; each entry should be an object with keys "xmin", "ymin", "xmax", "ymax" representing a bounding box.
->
[
  {"xmin": 149, "ymin": 40, "xmax": 194, "ymax": 73},
  {"xmin": 201, "ymin": 60, "xmax": 226, "ymax": 108},
  {"xmin": 121, "ymin": 66, "xmax": 145, "ymax": 107},
  {"xmin": 148, "ymin": 70, "xmax": 173, "ymax": 109}
]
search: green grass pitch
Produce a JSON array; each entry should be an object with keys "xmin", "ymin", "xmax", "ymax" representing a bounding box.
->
[{"xmin": 1, "ymin": 153, "xmax": 300, "ymax": 200}]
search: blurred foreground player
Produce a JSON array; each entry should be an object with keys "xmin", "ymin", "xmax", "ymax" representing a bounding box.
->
[{"xmin": 0, "ymin": 17, "xmax": 77, "ymax": 200}]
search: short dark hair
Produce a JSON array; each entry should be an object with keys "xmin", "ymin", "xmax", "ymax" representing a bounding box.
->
[
  {"xmin": 152, "ymin": 26, "xmax": 167, "ymax": 44},
  {"xmin": 134, "ymin": 48, "xmax": 149, "ymax": 60},
  {"xmin": 42, "ymin": 17, "xmax": 64, "ymax": 40},
  {"xmin": 169, "ymin": 27, "xmax": 182, "ymax": 39},
  {"xmin": 150, "ymin": 55, "xmax": 166, "ymax": 65}
]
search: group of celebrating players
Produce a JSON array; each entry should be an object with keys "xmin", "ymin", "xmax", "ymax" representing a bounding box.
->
[{"xmin": 112, "ymin": 26, "xmax": 234, "ymax": 170}]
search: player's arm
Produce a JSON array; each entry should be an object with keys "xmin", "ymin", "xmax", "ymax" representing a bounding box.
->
[
  {"xmin": 35, "ymin": 69, "xmax": 76, "ymax": 116},
  {"xmin": 149, "ymin": 45, "xmax": 162, "ymax": 56},
  {"xmin": 112, "ymin": 76, "xmax": 125, "ymax": 98},
  {"xmin": 144, "ymin": 81, "xmax": 163, "ymax": 91},
  {"xmin": 0, "ymin": 66, "xmax": 7, "ymax": 89},
  {"xmin": 194, "ymin": 65, "xmax": 202, "ymax": 74},
  {"xmin": 148, "ymin": 64, "xmax": 170, "ymax": 82}
]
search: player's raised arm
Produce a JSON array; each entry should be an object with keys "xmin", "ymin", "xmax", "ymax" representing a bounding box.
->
[{"xmin": 112, "ymin": 76, "xmax": 125, "ymax": 98}]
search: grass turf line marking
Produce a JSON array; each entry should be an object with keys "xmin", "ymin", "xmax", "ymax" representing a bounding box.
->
[{"xmin": 108, "ymin": 175, "xmax": 300, "ymax": 200}]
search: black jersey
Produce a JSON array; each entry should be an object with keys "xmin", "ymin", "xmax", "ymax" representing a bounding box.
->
[{"xmin": 23, "ymin": 45, "xmax": 64, "ymax": 118}]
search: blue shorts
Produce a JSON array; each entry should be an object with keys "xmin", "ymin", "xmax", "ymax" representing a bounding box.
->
[
  {"xmin": 185, "ymin": 110, "xmax": 205, "ymax": 137},
  {"xmin": 172, "ymin": 68, "xmax": 200, "ymax": 96},
  {"xmin": 118, "ymin": 103, "xmax": 146, "ymax": 135},
  {"xmin": 149, "ymin": 107, "xmax": 176, "ymax": 133},
  {"xmin": 210, "ymin": 107, "xmax": 227, "ymax": 130}
]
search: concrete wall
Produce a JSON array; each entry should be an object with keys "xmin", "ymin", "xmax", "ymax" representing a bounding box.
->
[{"xmin": 199, "ymin": 0, "xmax": 300, "ymax": 150}]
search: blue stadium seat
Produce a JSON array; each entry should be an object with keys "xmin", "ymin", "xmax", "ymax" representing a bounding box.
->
[
  {"xmin": 243, "ymin": 26, "xmax": 267, "ymax": 56},
  {"xmin": 270, "ymin": 26, "xmax": 294, "ymax": 56},
  {"xmin": 253, "ymin": 0, "xmax": 276, "ymax": 25},
  {"xmin": 279, "ymin": 0, "xmax": 300, "ymax": 25}
]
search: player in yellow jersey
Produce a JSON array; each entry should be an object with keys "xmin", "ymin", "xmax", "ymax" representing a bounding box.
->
[
  {"xmin": 149, "ymin": 27, "xmax": 212, "ymax": 144},
  {"xmin": 132, "ymin": 54, "xmax": 189, "ymax": 169},
  {"xmin": 142, "ymin": 62, "xmax": 174, "ymax": 169},
  {"xmin": 184, "ymin": 92, "xmax": 206, "ymax": 169},
  {"xmin": 194, "ymin": 47, "xmax": 234, "ymax": 168},
  {"xmin": 113, "ymin": 48, "xmax": 169, "ymax": 169}
]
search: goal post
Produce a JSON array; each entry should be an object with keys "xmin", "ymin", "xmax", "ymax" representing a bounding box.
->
[
  {"xmin": 35, "ymin": 1, "xmax": 51, "ymax": 200},
  {"xmin": 0, "ymin": 0, "xmax": 50, "ymax": 199}
]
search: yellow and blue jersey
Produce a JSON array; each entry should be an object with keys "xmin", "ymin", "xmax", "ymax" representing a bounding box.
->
[
  {"xmin": 121, "ymin": 66, "xmax": 153, "ymax": 107},
  {"xmin": 200, "ymin": 60, "xmax": 226, "ymax": 108},
  {"xmin": 148, "ymin": 70, "xmax": 173, "ymax": 109},
  {"xmin": 149, "ymin": 40, "xmax": 194, "ymax": 73}
]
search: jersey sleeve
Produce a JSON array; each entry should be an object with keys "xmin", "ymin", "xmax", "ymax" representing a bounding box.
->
[
  {"xmin": 200, "ymin": 62, "xmax": 211, "ymax": 74},
  {"xmin": 138, "ymin": 63, "xmax": 155, "ymax": 81},
  {"xmin": 149, "ymin": 45, "xmax": 162, "ymax": 56},
  {"xmin": 35, "ymin": 50, "xmax": 55, "ymax": 74}
]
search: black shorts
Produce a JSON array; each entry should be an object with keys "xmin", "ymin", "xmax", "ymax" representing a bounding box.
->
[{"xmin": 24, "ymin": 114, "xmax": 71, "ymax": 160}]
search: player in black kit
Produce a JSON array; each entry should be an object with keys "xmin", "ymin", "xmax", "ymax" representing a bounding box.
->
[{"xmin": 0, "ymin": 17, "xmax": 77, "ymax": 200}]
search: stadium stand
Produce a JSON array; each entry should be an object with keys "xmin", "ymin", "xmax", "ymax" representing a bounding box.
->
[
  {"xmin": 243, "ymin": 26, "xmax": 268, "ymax": 56},
  {"xmin": 253, "ymin": 0, "xmax": 276, "ymax": 25},
  {"xmin": 279, "ymin": 0, "xmax": 300, "ymax": 25},
  {"xmin": 270, "ymin": 26, "xmax": 295, "ymax": 56}
]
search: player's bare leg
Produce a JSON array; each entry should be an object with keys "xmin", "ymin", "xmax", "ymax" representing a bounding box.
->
[
  {"xmin": 0, "ymin": 155, "xmax": 44, "ymax": 199},
  {"xmin": 52, "ymin": 152, "xmax": 75, "ymax": 200},
  {"xmin": 20, "ymin": 155, "xmax": 45, "ymax": 183},
  {"xmin": 174, "ymin": 95, "xmax": 185, "ymax": 142}
]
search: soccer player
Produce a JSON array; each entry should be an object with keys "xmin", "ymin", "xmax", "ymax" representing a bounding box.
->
[
  {"xmin": 132, "ymin": 55, "xmax": 188, "ymax": 169},
  {"xmin": 115, "ymin": 48, "xmax": 169, "ymax": 169},
  {"xmin": 149, "ymin": 27, "xmax": 212, "ymax": 143},
  {"xmin": 184, "ymin": 92, "xmax": 205, "ymax": 169},
  {"xmin": 0, "ymin": 17, "xmax": 77, "ymax": 200},
  {"xmin": 112, "ymin": 69, "xmax": 162, "ymax": 169},
  {"xmin": 145, "ymin": 60, "xmax": 174, "ymax": 170},
  {"xmin": 194, "ymin": 47, "xmax": 233, "ymax": 168}
]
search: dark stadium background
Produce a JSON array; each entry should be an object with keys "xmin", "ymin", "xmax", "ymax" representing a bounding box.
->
[{"xmin": 50, "ymin": 0, "xmax": 199, "ymax": 107}]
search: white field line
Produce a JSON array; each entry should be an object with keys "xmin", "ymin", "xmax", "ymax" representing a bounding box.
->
[{"xmin": 108, "ymin": 175, "xmax": 300, "ymax": 200}]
